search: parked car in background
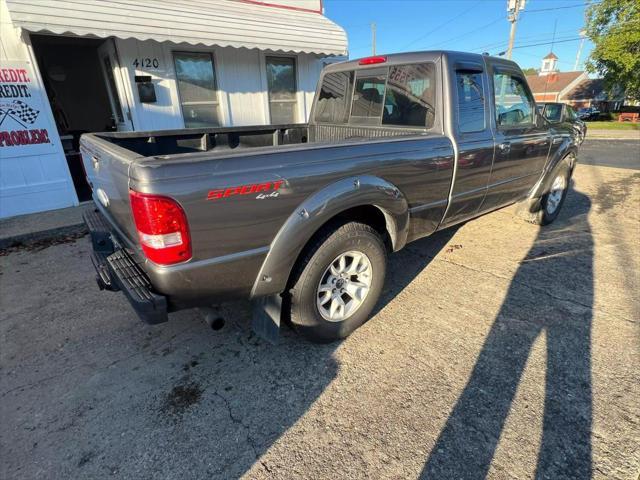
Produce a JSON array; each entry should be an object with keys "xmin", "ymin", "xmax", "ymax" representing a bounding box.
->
[
  {"xmin": 577, "ymin": 106, "xmax": 600, "ymax": 121},
  {"xmin": 81, "ymin": 51, "xmax": 580, "ymax": 344},
  {"xmin": 538, "ymin": 102, "xmax": 587, "ymax": 144}
]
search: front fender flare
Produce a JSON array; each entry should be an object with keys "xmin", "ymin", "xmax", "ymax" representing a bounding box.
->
[
  {"xmin": 251, "ymin": 175, "xmax": 409, "ymax": 299},
  {"xmin": 518, "ymin": 140, "xmax": 578, "ymax": 216}
]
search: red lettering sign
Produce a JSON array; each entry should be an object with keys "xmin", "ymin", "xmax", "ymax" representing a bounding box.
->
[{"xmin": 0, "ymin": 129, "xmax": 51, "ymax": 146}]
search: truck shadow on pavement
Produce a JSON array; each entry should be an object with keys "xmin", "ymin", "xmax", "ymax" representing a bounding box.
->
[{"xmin": 420, "ymin": 188, "xmax": 593, "ymax": 479}]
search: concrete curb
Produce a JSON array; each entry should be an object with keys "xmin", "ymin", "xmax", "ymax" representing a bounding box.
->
[
  {"xmin": 586, "ymin": 129, "xmax": 639, "ymax": 141},
  {"xmin": 0, "ymin": 222, "xmax": 87, "ymax": 251},
  {"xmin": 586, "ymin": 136, "xmax": 640, "ymax": 141}
]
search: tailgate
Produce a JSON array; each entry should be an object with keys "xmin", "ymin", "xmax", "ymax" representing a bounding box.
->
[{"xmin": 80, "ymin": 133, "xmax": 141, "ymax": 247}]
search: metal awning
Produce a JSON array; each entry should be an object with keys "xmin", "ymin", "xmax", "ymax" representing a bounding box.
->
[{"xmin": 4, "ymin": 0, "xmax": 348, "ymax": 56}]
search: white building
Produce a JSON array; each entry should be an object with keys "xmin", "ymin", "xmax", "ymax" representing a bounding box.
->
[{"xmin": 0, "ymin": 0, "xmax": 347, "ymax": 218}]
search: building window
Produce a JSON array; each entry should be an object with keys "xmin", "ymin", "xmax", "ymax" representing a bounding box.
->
[
  {"xmin": 266, "ymin": 56, "xmax": 297, "ymax": 124},
  {"xmin": 455, "ymin": 70, "xmax": 485, "ymax": 133},
  {"xmin": 173, "ymin": 52, "xmax": 220, "ymax": 128}
]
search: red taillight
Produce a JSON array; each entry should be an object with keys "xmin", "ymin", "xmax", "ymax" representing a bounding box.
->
[
  {"xmin": 358, "ymin": 55, "xmax": 387, "ymax": 65},
  {"xmin": 129, "ymin": 190, "xmax": 192, "ymax": 265}
]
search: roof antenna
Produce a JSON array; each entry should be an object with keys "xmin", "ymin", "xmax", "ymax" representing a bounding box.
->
[
  {"xmin": 550, "ymin": 19, "xmax": 558, "ymax": 55},
  {"xmin": 542, "ymin": 19, "xmax": 559, "ymax": 100}
]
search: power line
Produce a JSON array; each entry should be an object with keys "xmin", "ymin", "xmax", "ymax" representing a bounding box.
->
[
  {"xmin": 515, "ymin": 49, "xmax": 579, "ymax": 68},
  {"xmin": 496, "ymin": 37, "xmax": 584, "ymax": 55},
  {"xmin": 523, "ymin": 2, "xmax": 601, "ymax": 13},
  {"xmin": 424, "ymin": 15, "xmax": 505, "ymax": 49},
  {"xmin": 473, "ymin": 29, "xmax": 578, "ymax": 52},
  {"xmin": 401, "ymin": 0, "xmax": 483, "ymax": 49}
]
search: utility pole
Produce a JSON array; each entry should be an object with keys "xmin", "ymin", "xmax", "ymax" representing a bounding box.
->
[
  {"xmin": 574, "ymin": 30, "xmax": 586, "ymax": 70},
  {"xmin": 575, "ymin": 0, "xmax": 590, "ymax": 70},
  {"xmin": 371, "ymin": 22, "xmax": 376, "ymax": 55},
  {"xmin": 506, "ymin": 0, "xmax": 526, "ymax": 59}
]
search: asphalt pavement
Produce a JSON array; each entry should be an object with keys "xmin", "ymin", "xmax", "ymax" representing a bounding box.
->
[
  {"xmin": 580, "ymin": 139, "xmax": 639, "ymax": 169},
  {"xmin": 1, "ymin": 164, "xmax": 639, "ymax": 479}
]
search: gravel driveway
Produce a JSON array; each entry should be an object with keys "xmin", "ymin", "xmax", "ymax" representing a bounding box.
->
[{"xmin": 1, "ymin": 164, "xmax": 638, "ymax": 479}]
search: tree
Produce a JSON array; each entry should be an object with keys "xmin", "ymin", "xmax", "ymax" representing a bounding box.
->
[
  {"xmin": 585, "ymin": 0, "xmax": 640, "ymax": 100},
  {"xmin": 521, "ymin": 67, "xmax": 538, "ymax": 75}
]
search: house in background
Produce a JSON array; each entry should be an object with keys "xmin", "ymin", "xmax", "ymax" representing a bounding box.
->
[
  {"xmin": 525, "ymin": 52, "xmax": 588, "ymax": 103},
  {"xmin": 0, "ymin": 0, "xmax": 347, "ymax": 218},
  {"xmin": 526, "ymin": 52, "xmax": 623, "ymax": 112},
  {"xmin": 562, "ymin": 78, "xmax": 625, "ymax": 111}
]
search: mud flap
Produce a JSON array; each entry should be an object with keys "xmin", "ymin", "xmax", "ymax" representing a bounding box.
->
[{"xmin": 251, "ymin": 295, "xmax": 282, "ymax": 344}]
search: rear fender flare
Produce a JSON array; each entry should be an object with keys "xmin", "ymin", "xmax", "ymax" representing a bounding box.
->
[{"xmin": 251, "ymin": 175, "xmax": 409, "ymax": 298}]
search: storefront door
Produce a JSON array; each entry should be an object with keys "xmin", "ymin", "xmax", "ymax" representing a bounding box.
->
[{"xmin": 98, "ymin": 40, "xmax": 134, "ymax": 132}]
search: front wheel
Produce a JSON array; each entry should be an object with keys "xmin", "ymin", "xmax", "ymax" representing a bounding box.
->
[
  {"xmin": 528, "ymin": 162, "xmax": 572, "ymax": 225},
  {"xmin": 285, "ymin": 221, "xmax": 387, "ymax": 343}
]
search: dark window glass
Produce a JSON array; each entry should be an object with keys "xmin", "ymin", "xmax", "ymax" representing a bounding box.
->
[
  {"xmin": 266, "ymin": 56, "xmax": 297, "ymax": 124},
  {"xmin": 565, "ymin": 105, "xmax": 577, "ymax": 120},
  {"xmin": 493, "ymin": 73, "xmax": 534, "ymax": 127},
  {"xmin": 456, "ymin": 71, "xmax": 485, "ymax": 133},
  {"xmin": 173, "ymin": 52, "xmax": 220, "ymax": 128},
  {"xmin": 382, "ymin": 63, "xmax": 436, "ymax": 127},
  {"xmin": 543, "ymin": 103, "xmax": 563, "ymax": 122},
  {"xmin": 350, "ymin": 74, "xmax": 386, "ymax": 119},
  {"xmin": 314, "ymin": 71, "xmax": 354, "ymax": 124},
  {"xmin": 102, "ymin": 56, "xmax": 124, "ymax": 123}
]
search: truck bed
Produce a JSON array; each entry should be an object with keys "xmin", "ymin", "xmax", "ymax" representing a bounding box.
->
[{"xmin": 89, "ymin": 123, "xmax": 427, "ymax": 158}]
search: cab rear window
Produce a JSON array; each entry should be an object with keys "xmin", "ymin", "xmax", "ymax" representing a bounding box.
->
[
  {"xmin": 314, "ymin": 62, "xmax": 436, "ymax": 129},
  {"xmin": 314, "ymin": 71, "xmax": 354, "ymax": 123}
]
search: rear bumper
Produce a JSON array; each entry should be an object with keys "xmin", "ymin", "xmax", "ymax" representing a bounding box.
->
[{"xmin": 84, "ymin": 208, "xmax": 168, "ymax": 324}]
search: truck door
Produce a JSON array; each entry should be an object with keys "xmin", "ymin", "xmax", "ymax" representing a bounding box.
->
[
  {"xmin": 440, "ymin": 64, "xmax": 494, "ymax": 228},
  {"xmin": 481, "ymin": 67, "xmax": 550, "ymax": 210}
]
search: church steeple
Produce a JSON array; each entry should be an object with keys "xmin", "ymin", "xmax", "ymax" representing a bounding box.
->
[{"xmin": 540, "ymin": 52, "xmax": 558, "ymax": 76}]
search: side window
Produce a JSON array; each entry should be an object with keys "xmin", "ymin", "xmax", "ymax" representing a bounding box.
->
[
  {"xmin": 266, "ymin": 56, "xmax": 298, "ymax": 124},
  {"xmin": 493, "ymin": 73, "xmax": 534, "ymax": 127},
  {"xmin": 350, "ymin": 73, "xmax": 386, "ymax": 121},
  {"xmin": 543, "ymin": 103, "xmax": 563, "ymax": 123},
  {"xmin": 455, "ymin": 70, "xmax": 485, "ymax": 133},
  {"xmin": 383, "ymin": 63, "xmax": 436, "ymax": 128},
  {"xmin": 314, "ymin": 71, "xmax": 354, "ymax": 124},
  {"xmin": 173, "ymin": 52, "xmax": 221, "ymax": 128},
  {"xmin": 566, "ymin": 106, "xmax": 577, "ymax": 120}
]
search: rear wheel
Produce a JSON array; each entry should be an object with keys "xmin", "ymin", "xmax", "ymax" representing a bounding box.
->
[{"xmin": 285, "ymin": 221, "xmax": 387, "ymax": 343}]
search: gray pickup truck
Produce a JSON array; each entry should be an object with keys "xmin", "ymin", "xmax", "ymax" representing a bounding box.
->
[{"xmin": 81, "ymin": 50, "xmax": 579, "ymax": 343}]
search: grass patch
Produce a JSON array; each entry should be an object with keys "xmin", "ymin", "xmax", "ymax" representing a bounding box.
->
[{"xmin": 587, "ymin": 121, "xmax": 640, "ymax": 130}]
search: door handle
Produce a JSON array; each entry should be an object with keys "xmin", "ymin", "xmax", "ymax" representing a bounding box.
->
[{"xmin": 498, "ymin": 142, "xmax": 511, "ymax": 154}]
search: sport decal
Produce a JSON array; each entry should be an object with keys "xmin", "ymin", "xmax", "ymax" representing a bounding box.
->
[{"xmin": 207, "ymin": 180, "xmax": 285, "ymax": 201}]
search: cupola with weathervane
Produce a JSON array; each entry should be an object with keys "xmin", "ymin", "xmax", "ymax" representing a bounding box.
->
[{"xmin": 540, "ymin": 52, "xmax": 559, "ymax": 76}]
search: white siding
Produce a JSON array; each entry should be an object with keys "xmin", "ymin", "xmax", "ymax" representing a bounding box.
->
[
  {"xmin": 0, "ymin": 0, "xmax": 77, "ymax": 219},
  {"xmin": 116, "ymin": 38, "xmax": 328, "ymax": 130},
  {"xmin": 114, "ymin": 38, "xmax": 184, "ymax": 132},
  {"xmin": 219, "ymin": 48, "xmax": 268, "ymax": 126}
]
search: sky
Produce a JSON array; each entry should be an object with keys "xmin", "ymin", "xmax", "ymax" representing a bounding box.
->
[{"xmin": 323, "ymin": 0, "xmax": 594, "ymax": 72}]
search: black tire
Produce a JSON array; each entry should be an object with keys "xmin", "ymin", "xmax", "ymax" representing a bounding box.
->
[
  {"xmin": 528, "ymin": 161, "xmax": 572, "ymax": 225},
  {"xmin": 285, "ymin": 221, "xmax": 387, "ymax": 343}
]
